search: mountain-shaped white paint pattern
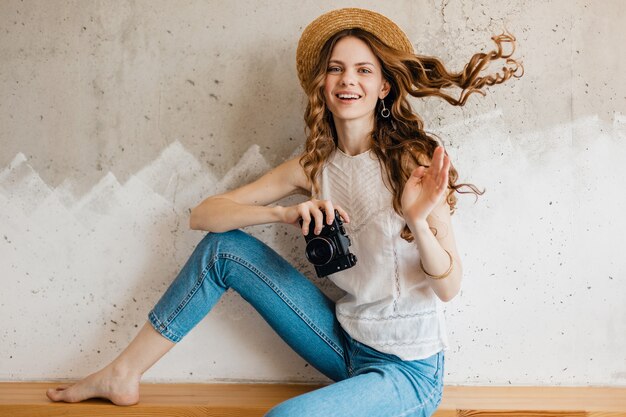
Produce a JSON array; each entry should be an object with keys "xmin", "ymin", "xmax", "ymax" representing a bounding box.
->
[
  {"xmin": 0, "ymin": 140, "xmax": 335, "ymax": 382},
  {"xmin": 0, "ymin": 153, "xmax": 54, "ymax": 215},
  {"xmin": 1, "ymin": 112, "xmax": 626, "ymax": 385}
]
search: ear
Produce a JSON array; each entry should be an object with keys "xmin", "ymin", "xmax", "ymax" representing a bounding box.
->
[{"xmin": 379, "ymin": 79, "xmax": 391, "ymax": 99}]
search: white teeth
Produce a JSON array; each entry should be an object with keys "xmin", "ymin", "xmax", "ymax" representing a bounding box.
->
[{"xmin": 337, "ymin": 93, "xmax": 360, "ymax": 99}]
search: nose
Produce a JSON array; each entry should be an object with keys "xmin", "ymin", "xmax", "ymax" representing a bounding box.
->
[{"xmin": 340, "ymin": 69, "xmax": 356, "ymax": 86}]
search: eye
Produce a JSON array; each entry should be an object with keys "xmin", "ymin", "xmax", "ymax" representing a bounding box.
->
[
  {"xmin": 327, "ymin": 66, "xmax": 341, "ymax": 73},
  {"xmin": 358, "ymin": 67, "xmax": 372, "ymax": 74}
]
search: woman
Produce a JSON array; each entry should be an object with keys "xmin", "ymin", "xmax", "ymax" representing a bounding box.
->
[{"xmin": 47, "ymin": 8, "xmax": 522, "ymax": 416}]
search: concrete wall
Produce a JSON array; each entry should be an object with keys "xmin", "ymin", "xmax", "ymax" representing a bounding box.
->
[{"xmin": 1, "ymin": 0, "xmax": 625, "ymax": 386}]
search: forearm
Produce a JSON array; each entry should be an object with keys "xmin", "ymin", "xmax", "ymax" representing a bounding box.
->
[
  {"xmin": 190, "ymin": 197, "xmax": 284, "ymax": 232},
  {"xmin": 408, "ymin": 219, "xmax": 462, "ymax": 302}
]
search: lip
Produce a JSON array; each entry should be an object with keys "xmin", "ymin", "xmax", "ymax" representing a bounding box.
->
[{"xmin": 334, "ymin": 91, "xmax": 363, "ymax": 102}]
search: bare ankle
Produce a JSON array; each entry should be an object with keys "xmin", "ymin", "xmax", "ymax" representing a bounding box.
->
[{"xmin": 108, "ymin": 361, "xmax": 141, "ymax": 380}]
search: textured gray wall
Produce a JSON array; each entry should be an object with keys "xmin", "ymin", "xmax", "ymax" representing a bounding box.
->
[{"xmin": 1, "ymin": 0, "xmax": 625, "ymax": 385}]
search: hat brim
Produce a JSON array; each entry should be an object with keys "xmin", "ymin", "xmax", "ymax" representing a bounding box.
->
[{"xmin": 296, "ymin": 8, "xmax": 414, "ymax": 88}]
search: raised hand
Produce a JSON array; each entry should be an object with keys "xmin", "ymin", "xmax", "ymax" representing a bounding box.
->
[{"xmin": 400, "ymin": 146, "xmax": 451, "ymax": 224}]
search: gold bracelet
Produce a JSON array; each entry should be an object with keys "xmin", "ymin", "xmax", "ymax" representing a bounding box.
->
[{"xmin": 420, "ymin": 249, "xmax": 453, "ymax": 280}]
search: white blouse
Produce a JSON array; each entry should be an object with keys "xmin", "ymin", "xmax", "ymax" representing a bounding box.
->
[{"xmin": 317, "ymin": 148, "xmax": 449, "ymax": 360}]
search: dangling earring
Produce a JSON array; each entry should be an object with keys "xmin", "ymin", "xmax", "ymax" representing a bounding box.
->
[{"xmin": 380, "ymin": 99, "xmax": 390, "ymax": 118}]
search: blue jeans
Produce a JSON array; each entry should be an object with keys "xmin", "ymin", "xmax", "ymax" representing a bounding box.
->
[{"xmin": 148, "ymin": 230, "xmax": 444, "ymax": 417}]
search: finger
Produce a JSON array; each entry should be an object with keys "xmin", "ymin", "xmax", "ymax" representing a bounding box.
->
[
  {"xmin": 433, "ymin": 149, "xmax": 449, "ymax": 184},
  {"xmin": 299, "ymin": 206, "xmax": 311, "ymax": 235},
  {"xmin": 432, "ymin": 146, "xmax": 445, "ymax": 175},
  {"xmin": 437, "ymin": 153, "xmax": 450, "ymax": 186},
  {"xmin": 322, "ymin": 200, "xmax": 335, "ymax": 225},
  {"xmin": 408, "ymin": 166, "xmax": 426, "ymax": 187},
  {"xmin": 335, "ymin": 205, "xmax": 350, "ymax": 223},
  {"xmin": 412, "ymin": 166, "xmax": 426, "ymax": 178},
  {"xmin": 311, "ymin": 205, "xmax": 324, "ymax": 235}
]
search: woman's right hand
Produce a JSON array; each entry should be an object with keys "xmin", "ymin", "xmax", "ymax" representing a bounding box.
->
[{"xmin": 281, "ymin": 199, "xmax": 350, "ymax": 236}]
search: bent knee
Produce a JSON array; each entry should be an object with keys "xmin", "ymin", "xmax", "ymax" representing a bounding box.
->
[
  {"xmin": 197, "ymin": 229, "xmax": 245, "ymax": 249},
  {"xmin": 264, "ymin": 399, "xmax": 303, "ymax": 417},
  {"xmin": 195, "ymin": 229, "xmax": 263, "ymax": 257}
]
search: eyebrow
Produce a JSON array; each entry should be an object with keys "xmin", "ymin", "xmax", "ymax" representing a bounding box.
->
[{"xmin": 328, "ymin": 59, "xmax": 375, "ymax": 66}]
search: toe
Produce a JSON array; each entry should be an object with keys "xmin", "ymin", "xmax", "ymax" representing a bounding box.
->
[
  {"xmin": 46, "ymin": 387, "xmax": 65, "ymax": 401},
  {"xmin": 46, "ymin": 384, "xmax": 79, "ymax": 402}
]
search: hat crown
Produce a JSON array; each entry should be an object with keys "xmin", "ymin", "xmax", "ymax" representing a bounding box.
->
[{"xmin": 296, "ymin": 8, "xmax": 414, "ymax": 88}]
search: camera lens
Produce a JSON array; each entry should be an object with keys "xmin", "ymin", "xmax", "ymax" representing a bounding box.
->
[{"xmin": 305, "ymin": 237, "xmax": 335, "ymax": 265}]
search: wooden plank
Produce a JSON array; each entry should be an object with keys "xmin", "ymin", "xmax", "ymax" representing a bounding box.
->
[
  {"xmin": 0, "ymin": 382, "xmax": 324, "ymax": 405},
  {"xmin": 433, "ymin": 410, "xmax": 459, "ymax": 417},
  {"xmin": 1, "ymin": 382, "xmax": 625, "ymax": 417},
  {"xmin": 0, "ymin": 404, "xmax": 269, "ymax": 417},
  {"xmin": 438, "ymin": 386, "xmax": 626, "ymax": 412},
  {"xmin": 455, "ymin": 412, "xmax": 626, "ymax": 417},
  {"xmin": 0, "ymin": 382, "xmax": 325, "ymax": 417},
  {"xmin": 457, "ymin": 411, "xmax": 587, "ymax": 417}
]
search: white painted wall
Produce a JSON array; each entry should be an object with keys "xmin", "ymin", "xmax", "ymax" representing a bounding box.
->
[{"xmin": 1, "ymin": 0, "xmax": 625, "ymax": 386}]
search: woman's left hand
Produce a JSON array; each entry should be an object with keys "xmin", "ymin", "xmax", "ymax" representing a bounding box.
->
[{"xmin": 401, "ymin": 146, "xmax": 451, "ymax": 224}]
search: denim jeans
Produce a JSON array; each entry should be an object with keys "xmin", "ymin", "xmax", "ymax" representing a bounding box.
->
[{"xmin": 148, "ymin": 230, "xmax": 445, "ymax": 417}]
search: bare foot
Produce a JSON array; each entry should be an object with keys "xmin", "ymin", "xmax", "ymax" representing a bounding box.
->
[{"xmin": 46, "ymin": 364, "xmax": 140, "ymax": 406}]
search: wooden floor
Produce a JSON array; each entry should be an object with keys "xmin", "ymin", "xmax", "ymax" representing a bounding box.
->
[{"xmin": 0, "ymin": 382, "xmax": 625, "ymax": 416}]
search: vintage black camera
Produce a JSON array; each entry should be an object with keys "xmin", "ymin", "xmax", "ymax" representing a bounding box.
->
[{"xmin": 299, "ymin": 209, "xmax": 357, "ymax": 277}]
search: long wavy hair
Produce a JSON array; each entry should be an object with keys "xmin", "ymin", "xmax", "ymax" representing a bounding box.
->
[{"xmin": 299, "ymin": 28, "xmax": 524, "ymax": 242}]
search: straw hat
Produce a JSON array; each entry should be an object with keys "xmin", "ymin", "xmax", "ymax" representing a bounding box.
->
[{"xmin": 296, "ymin": 8, "xmax": 414, "ymax": 88}]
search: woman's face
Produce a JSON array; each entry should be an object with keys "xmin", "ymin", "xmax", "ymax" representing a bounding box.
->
[{"xmin": 323, "ymin": 36, "xmax": 390, "ymax": 125}]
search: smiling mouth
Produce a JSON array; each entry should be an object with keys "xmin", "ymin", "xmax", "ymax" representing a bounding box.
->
[{"xmin": 336, "ymin": 93, "xmax": 362, "ymax": 101}]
